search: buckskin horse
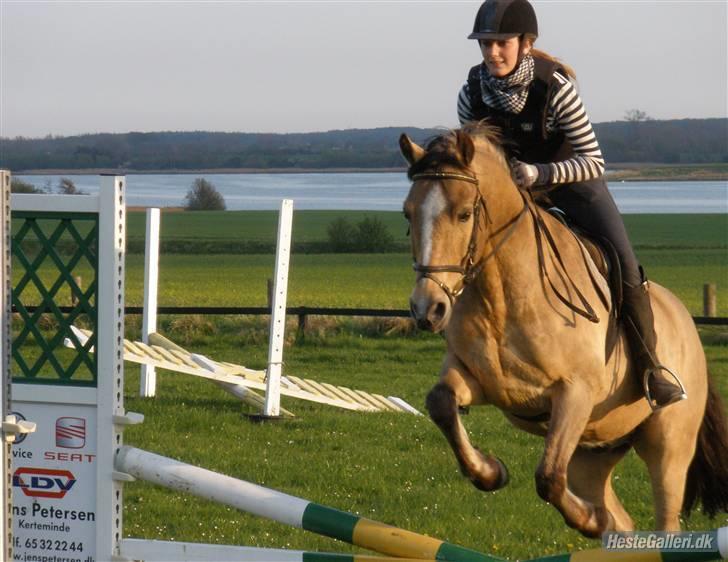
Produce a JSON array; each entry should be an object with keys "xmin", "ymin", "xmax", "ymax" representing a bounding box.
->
[{"xmin": 399, "ymin": 125, "xmax": 728, "ymax": 538}]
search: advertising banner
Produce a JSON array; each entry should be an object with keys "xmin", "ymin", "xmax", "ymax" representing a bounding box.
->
[{"xmin": 10, "ymin": 400, "xmax": 96, "ymax": 562}]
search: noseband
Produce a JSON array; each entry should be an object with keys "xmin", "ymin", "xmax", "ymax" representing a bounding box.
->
[{"xmin": 409, "ymin": 170, "xmax": 526, "ymax": 304}]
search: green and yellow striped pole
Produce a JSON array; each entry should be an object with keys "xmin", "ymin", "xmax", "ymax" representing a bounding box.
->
[
  {"xmin": 116, "ymin": 446, "xmax": 505, "ymax": 562},
  {"xmin": 301, "ymin": 552, "xmax": 472, "ymax": 562}
]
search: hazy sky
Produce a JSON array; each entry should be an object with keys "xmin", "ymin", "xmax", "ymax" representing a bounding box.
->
[{"xmin": 1, "ymin": 1, "xmax": 726, "ymax": 138}]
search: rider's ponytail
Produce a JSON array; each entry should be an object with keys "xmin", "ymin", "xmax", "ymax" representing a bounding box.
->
[{"xmin": 523, "ymin": 34, "xmax": 577, "ymax": 80}]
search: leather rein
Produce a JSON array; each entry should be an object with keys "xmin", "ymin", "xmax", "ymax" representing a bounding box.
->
[{"xmin": 409, "ymin": 170, "xmax": 603, "ymax": 323}]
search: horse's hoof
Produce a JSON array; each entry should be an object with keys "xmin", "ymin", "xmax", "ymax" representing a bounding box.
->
[
  {"xmin": 469, "ymin": 455, "xmax": 509, "ymax": 492},
  {"xmin": 599, "ymin": 508, "xmax": 616, "ymax": 533},
  {"xmin": 579, "ymin": 506, "xmax": 614, "ymax": 539},
  {"xmin": 492, "ymin": 456, "xmax": 510, "ymax": 489}
]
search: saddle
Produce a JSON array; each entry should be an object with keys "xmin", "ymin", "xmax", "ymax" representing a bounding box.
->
[{"xmin": 544, "ymin": 206, "xmax": 623, "ymax": 309}]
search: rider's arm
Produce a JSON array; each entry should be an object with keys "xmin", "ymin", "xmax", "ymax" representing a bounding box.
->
[
  {"xmin": 534, "ymin": 73, "xmax": 605, "ymax": 186},
  {"xmin": 457, "ymin": 83, "xmax": 475, "ymax": 125}
]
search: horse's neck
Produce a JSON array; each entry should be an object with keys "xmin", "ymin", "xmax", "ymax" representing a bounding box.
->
[
  {"xmin": 472, "ymin": 170, "xmax": 581, "ymax": 313},
  {"xmin": 472, "ymin": 183, "xmax": 602, "ymax": 331}
]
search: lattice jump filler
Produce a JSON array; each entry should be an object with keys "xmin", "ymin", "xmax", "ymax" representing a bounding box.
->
[{"xmin": 11, "ymin": 211, "xmax": 99, "ymax": 385}]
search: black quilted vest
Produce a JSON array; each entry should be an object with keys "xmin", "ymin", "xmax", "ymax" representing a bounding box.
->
[{"xmin": 466, "ymin": 57, "xmax": 571, "ymax": 164}]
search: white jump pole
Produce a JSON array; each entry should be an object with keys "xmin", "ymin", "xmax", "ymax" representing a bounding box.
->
[
  {"xmin": 140, "ymin": 207, "xmax": 161, "ymax": 397},
  {"xmin": 263, "ymin": 199, "xmax": 294, "ymax": 417},
  {"xmin": 117, "ymin": 446, "xmax": 310, "ymax": 527},
  {"xmin": 0, "ymin": 170, "xmax": 11, "ymax": 562}
]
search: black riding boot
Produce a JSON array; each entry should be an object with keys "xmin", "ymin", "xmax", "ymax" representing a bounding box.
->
[{"xmin": 622, "ymin": 275, "xmax": 687, "ymax": 410}]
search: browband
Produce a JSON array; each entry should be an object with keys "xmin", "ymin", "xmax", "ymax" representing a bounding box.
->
[{"xmin": 411, "ymin": 172, "xmax": 478, "ymax": 185}]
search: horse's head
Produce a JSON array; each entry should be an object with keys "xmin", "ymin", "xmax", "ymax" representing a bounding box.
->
[{"xmin": 401, "ymin": 127, "xmax": 517, "ymax": 332}]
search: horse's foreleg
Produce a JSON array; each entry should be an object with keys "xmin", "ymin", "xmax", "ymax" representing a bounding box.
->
[
  {"xmin": 535, "ymin": 381, "xmax": 614, "ymax": 538},
  {"xmin": 426, "ymin": 381, "xmax": 509, "ymax": 491}
]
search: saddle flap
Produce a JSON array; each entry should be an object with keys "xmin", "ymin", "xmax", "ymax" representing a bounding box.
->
[{"xmin": 545, "ymin": 206, "xmax": 623, "ymax": 312}]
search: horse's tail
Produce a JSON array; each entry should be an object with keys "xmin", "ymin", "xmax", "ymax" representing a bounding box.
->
[{"xmin": 682, "ymin": 374, "xmax": 728, "ymax": 517}]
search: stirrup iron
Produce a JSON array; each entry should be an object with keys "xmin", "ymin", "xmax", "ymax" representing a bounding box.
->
[{"xmin": 642, "ymin": 365, "xmax": 687, "ymax": 411}]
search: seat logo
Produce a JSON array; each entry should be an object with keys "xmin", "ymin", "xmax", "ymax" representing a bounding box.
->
[{"xmin": 56, "ymin": 417, "xmax": 86, "ymax": 449}]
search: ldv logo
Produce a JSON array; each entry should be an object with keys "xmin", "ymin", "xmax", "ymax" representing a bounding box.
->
[{"xmin": 13, "ymin": 468, "xmax": 76, "ymax": 498}]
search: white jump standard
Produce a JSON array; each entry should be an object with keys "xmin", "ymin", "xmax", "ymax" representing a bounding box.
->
[{"xmin": 135, "ymin": 204, "xmax": 419, "ymax": 416}]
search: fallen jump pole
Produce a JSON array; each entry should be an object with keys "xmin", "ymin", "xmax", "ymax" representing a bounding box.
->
[{"xmin": 115, "ymin": 446, "xmax": 506, "ymax": 562}]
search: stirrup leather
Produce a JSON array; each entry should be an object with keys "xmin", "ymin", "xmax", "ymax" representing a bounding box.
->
[{"xmin": 642, "ymin": 365, "xmax": 688, "ymax": 411}]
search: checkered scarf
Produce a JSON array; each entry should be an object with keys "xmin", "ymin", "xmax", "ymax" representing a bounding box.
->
[{"xmin": 480, "ymin": 54, "xmax": 534, "ymax": 114}]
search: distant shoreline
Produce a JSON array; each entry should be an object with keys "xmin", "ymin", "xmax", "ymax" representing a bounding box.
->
[
  {"xmin": 13, "ymin": 164, "xmax": 727, "ymax": 183},
  {"xmin": 14, "ymin": 167, "xmax": 406, "ymax": 176}
]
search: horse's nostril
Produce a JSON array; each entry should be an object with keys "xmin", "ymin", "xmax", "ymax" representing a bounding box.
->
[{"xmin": 433, "ymin": 301, "xmax": 447, "ymax": 321}]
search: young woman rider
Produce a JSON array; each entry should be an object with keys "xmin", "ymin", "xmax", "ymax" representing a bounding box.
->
[{"xmin": 456, "ymin": 0, "xmax": 686, "ymax": 410}]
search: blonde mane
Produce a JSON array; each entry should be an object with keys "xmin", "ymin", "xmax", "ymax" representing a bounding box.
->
[
  {"xmin": 461, "ymin": 121, "xmax": 510, "ymax": 170},
  {"xmin": 406, "ymin": 122, "xmax": 510, "ymax": 179}
]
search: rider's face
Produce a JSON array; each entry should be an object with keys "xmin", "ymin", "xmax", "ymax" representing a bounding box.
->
[{"xmin": 480, "ymin": 37, "xmax": 529, "ymax": 77}]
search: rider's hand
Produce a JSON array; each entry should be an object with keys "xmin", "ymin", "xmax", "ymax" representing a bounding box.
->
[{"xmin": 510, "ymin": 159, "xmax": 539, "ymax": 189}]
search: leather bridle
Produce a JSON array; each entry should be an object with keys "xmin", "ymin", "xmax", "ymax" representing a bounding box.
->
[{"xmin": 409, "ymin": 170, "xmax": 527, "ymax": 305}]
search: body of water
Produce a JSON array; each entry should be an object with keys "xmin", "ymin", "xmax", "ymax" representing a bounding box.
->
[{"xmin": 16, "ymin": 173, "xmax": 728, "ymax": 214}]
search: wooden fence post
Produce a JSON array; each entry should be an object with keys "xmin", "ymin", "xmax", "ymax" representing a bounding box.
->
[
  {"xmin": 703, "ymin": 283, "xmax": 717, "ymax": 317},
  {"xmin": 71, "ymin": 275, "xmax": 82, "ymax": 306},
  {"xmin": 298, "ymin": 313, "xmax": 307, "ymax": 336}
]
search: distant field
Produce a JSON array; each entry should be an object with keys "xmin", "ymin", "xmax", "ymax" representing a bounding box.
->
[
  {"xmin": 118, "ymin": 250, "xmax": 728, "ymax": 316},
  {"xmin": 608, "ymin": 162, "xmax": 728, "ymax": 181},
  {"xmin": 16, "ymin": 248, "xmax": 726, "ymax": 314},
  {"xmin": 14, "ymin": 213, "xmax": 727, "ymax": 315},
  {"xmin": 125, "ymin": 210, "xmax": 412, "ymax": 249},
  {"xmin": 125, "ymin": 211, "xmax": 728, "ymax": 250}
]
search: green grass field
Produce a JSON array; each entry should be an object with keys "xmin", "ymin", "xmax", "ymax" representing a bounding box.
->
[
  {"xmin": 119, "ymin": 323, "xmax": 728, "ymax": 560},
  {"xmin": 11, "ymin": 211, "xmax": 728, "ymax": 560},
  {"xmin": 119, "ymin": 211, "xmax": 727, "ymax": 559}
]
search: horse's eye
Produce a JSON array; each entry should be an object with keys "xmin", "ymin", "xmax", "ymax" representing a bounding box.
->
[{"xmin": 458, "ymin": 211, "xmax": 472, "ymax": 223}]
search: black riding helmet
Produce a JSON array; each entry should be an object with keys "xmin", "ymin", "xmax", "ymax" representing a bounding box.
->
[{"xmin": 468, "ymin": 0, "xmax": 538, "ymax": 40}]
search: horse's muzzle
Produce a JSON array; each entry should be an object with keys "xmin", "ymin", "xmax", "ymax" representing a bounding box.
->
[{"xmin": 410, "ymin": 287, "xmax": 451, "ymax": 333}]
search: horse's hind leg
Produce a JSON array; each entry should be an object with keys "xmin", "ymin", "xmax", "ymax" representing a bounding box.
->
[
  {"xmin": 634, "ymin": 404, "xmax": 701, "ymax": 531},
  {"xmin": 426, "ymin": 380, "xmax": 509, "ymax": 492},
  {"xmin": 568, "ymin": 446, "xmax": 634, "ymax": 532}
]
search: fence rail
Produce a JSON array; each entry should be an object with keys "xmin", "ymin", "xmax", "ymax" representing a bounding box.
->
[{"xmin": 13, "ymin": 305, "xmax": 728, "ymax": 326}]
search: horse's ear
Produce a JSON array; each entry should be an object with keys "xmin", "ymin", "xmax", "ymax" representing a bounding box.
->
[
  {"xmin": 399, "ymin": 134, "xmax": 426, "ymax": 165},
  {"xmin": 456, "ymin": 130, "xmax": 475, "ymax": 167}
]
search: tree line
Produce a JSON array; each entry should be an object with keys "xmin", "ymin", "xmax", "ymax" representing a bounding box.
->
[{"xmin": 1, "ymin": 119, "xmax": 725, "ymax": 171}]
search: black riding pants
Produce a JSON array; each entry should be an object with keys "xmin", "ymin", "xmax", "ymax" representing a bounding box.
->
[{"xmin": 549, "ymin": 177, "xmax": 642, "ymax": 288}]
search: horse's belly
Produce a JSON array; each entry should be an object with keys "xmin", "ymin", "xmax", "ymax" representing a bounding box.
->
[
  {"xmin": 505, "ymin": 398, "xmax": 650, "ymax": 447},
  {"xmin": 581, "ymin": 399, "xmax": 650, "ymax": 445}
]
